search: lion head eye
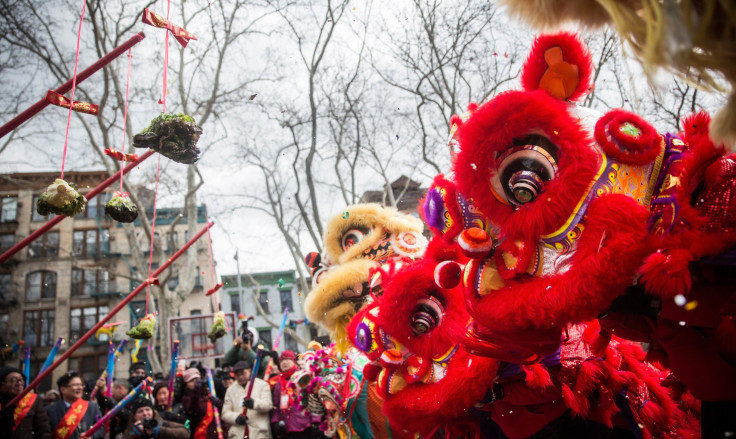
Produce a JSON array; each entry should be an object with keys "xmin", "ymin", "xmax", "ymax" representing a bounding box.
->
[
  {"xmin": 490, "ymin": 134, "xmax": 559, "ymax": 206},
  {"xmin": 341, "ymin": 227, "xmax": 370, "ymax": 251},
  {"xmin": 410, "ymin": 295, "xmax": 445, "ymax": 335}
]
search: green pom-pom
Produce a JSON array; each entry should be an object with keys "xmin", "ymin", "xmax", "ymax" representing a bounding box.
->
[
  {"xmin": 36, "ymin": 179, "xmax": 87, "ymax": 217},
  {"xmin": 132, "ymin": 113, "xmax": 202, "ymax": 164},
  {"xmin": 105, "ymin": 195, "xmax": 138, "ymax": 223},
  {"xmin": 126, "ymin": 314, "xmax": 156, "ymax": 340}
]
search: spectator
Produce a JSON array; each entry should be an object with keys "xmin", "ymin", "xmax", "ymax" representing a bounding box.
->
[
  {"xmin": 222, "ymin": 361, "xmax": 272, "ymax": 439},
  {"xmin": 122, "ymin": 397, "xmax": 189, "ymax": 439},
  {"xmin": 112, "ymin": 379, "xmax": 130, "ymax": 402},
  {"xmin": 218, "ymin": 370, "xmax": 234, "ymax": 390},
  {"xmin": 91, "ymin": 376, "xmax": 129, "ymax": 439},
  {"xmin": 152, "ymin": 382, "xmax": 186, "ymax": 426},
  {"xmin": 0, "ymin": 366, "xmax": 52, "ymax": 439},
  {"xmin": 180, "ymin": 369, "xmax": 223, "ymax": 439},
  {"xmin": 43, "ymin": 390, "xmax": 61, "ymax": 407},
  {"xmin": 129, "ymin": 363, "xmax": 148, "ymax": 390},
  {"xmin": 223, "ymin": 337, "xmax": 256, "ymax": 367},
  {"xmin": 46, "ymin": 371, "xmax": 104, "ymax": 439},
  {"xmin": 270, "ymin": 351, "xmax": 311, "ymax": 439}
]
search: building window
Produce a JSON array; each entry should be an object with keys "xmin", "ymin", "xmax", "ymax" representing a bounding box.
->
[
  {"xmin": 68, "ymin": 353, "xmax": 107, "ymax": 385},
  {"xmin": 194, "ymin": 266, "xmax": 202, "ymax": 288},
  {"xmin": 70, "ymin": 305, "xmax": 109, "ymax": 343},
  {"xmin": 25, "ymin": 271, "xmax": 56, "ymax": 301},
  {"xmin": 258, "ymin": 329, "xmax": 272, "ymax": 350},
  {"xmin": 31, "ymin": 195, "xmax": 50, "ymax": 222},
  {"xmin": 165, "ymin": 231, "xmax": 178, "ymax": 252},
  {"xmin": 0, "ymin": 313, "xmax": 8, "ymax": 345},
  {"xmin": 257, "ymin": 290, "xmax": 269, "ymax": 314},
  {"xmin": 0, "ymin": 234, "xmax": 14, "ymax": 254},
  {"xmin": 284, "ymin": 331, "xmax": 298, "ymax": 352},
  {"xmin": 28, "ymin": 360, "xmax": 53, "ymax": 391},
  {"xmin": 80, "ymin": 192, "xmax": 111, "ymax": 220},
  {"xmin": 73, "ymin": 229, "xmax": 109, "ymax": 257},
  {"xmin": 230, "ymin": 293, "xmax": 241, "ymax": 316},
  {"xmin": 0, "ymin": 273, "xmax": 13, "ymax": 305},
  {"xmin": 1, "ymin": 197, "xmax": 17, "ymax": 222},
  {"xmin": 279, "ymin": 289, "xmax": 292, "ymax": 312},
  {"xmin": 28, "ymin": 231, "xmax": 59, "ymax": 259},
  {"xmin": 24, "ymin": 309, "xmax": 54, "ymax": 347},
  {"xmin": 71, "ymin": 268, "xmax": 110, "ymax": 296}
]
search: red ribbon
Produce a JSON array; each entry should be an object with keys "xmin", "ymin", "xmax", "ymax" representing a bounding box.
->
[
  {"xmin": 45, "ymin": 90, "xmax": 98, "ymax": 115},
  {"xmin": 105, "ymin": 148, "xmax": 139, "ymax": 162},
  {"xmin": 205, "ymin": 282, "xmax": 223, "ymax": 296},
  {"xmin": 141, "ymin": 8, "xmax": 197, "ymax": 47}
]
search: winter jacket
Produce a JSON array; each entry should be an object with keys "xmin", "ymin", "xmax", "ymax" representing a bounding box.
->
[
  {"xmin": 222, "ymin": 378, "xmax": 272, "ymax": 439},
  {"xmin": 270, "ymin": 378, "xmax": 310, "ymax": 434},
  {"xmin": 181, "ymin": 381, "xmax": 223, "ymax": 439},
  {"xmin": 45, "ymin": 398, "xmax": 104, "ymax": 439},
  {"xmin": 0, "ymin": 392, "xmax": 52, "ymax": 439},
  {"xmin": 121, "ymin": 413, "xmax": 189, "ymax": 439}
]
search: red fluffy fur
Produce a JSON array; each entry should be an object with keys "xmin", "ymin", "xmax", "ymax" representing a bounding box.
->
[
  {"xmin": 382, "ymin": 349, "xmax": 496, "ymax": 435},
  {"xmin": 465, "ymin": 194, "xmax": 651, "ymax": 353},
  {"xmin": 453, "ymin": 90, "xmax": 600, "ymax": 242},
  {"xmin": 520, "ymin": 31, "xmax": 593, "ymax": 102},
  {"xmin": 594, "ymin": 109, "xmax": 662, "ymax": 165},
  {"xmin": 640, "ymin": 112, "xmax": 736, "ymax": 297}
]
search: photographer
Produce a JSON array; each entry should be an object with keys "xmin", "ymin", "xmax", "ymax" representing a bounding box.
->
[
  {"xmin": 122, "ymin": 397, "xmax": 188, "ymax": 439},
  {"xmin": 223, "ymin": 320, "xmax": 257, "ymax": 367}
]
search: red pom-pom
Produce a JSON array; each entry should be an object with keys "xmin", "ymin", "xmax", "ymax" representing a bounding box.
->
[
  {"xmin": 638, "ymin": 249, "xmax": 693, "ymax": 298},
  {"xmin": 304, "ymin": 251, "xmax": 321, "ymax": 269},
  {"xmin": 458, "ymin": 227, "xmax": 492, "ymax": 259},
  {"xmin": 362, "ymin": 361, "xmax": 381, "ymax": 382},
  {"xmin": 594, "ymin": 109, "xmax": 660, "ymax": 165},
  {"xmin": 521, "ymin": 31, "xmax": 593, "ymax": 102},
  {"xmin": 434, "ymin": 260, "xmax": 463, "ymax": 289}
]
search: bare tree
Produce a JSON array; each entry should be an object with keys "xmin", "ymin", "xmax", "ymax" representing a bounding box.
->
[{"xmin": 0, "ymin": 0, "xmax": 280, "ymax": 371}]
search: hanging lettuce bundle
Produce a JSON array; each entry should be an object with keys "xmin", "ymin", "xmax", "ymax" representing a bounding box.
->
[
  {"xmin": 132, "ymin": 113, "xmax": 202, "ymax": 164},
  {"xmin": 208, "ymin": 311, "xmax": 227, "ymax": 343},
  {"xmin": 105, "ymin": 193, "xmax": 138, "ymax": 223},
  {"xmin": 126, "ymin": 313, "xmax": 156, "ymax": 340},
  {"xmin": 36, "ymin": 178, "xmax": 87, "ymax": 217}
]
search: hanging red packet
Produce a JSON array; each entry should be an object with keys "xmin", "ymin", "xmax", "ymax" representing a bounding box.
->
[
  {"xmin": 45, "ymin": 90, "xmax": 99, "ymax": 115},
  {"xmin": 141, "ymin": 8, "xmax": 197, "ymax": 47}
]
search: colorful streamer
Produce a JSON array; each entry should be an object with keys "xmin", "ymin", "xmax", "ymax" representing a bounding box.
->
[
  {"xmin": 205, "ymin": 368, "xmax": 225, "ymax": 439},
  {"xmin": 82, "ymin": 377, "xmax": 152, "ymax": 438},
  {"xmin": 39, "ymin": 337, "xmax": 63, "ymax": 376},
  {"xmin": 167, "ymin": 340, "xmax": 180, "ymax": 410},
  {"xmin": 22, "ymin": 346, "xmax": 31, "ymax": 386},
  {"xmin": 105, "ymin": 341, "xmax": 115, "ymax": 397},
  {"xmin": 131, "ymin": 339, "xmax": 143, "ymax": 363},
  {"xmin": 273, "ymin": 308, "xmax": 290, "ymax": 351}
]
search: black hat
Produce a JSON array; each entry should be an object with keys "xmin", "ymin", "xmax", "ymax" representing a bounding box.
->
[
  {"xmin": 232, "ymin": 360, "xmax": 252, "ymax": 373},
  {"xmin": 129, "ymin": 362, "xmax": 147, "ymax": 373},
  {"xmin": 129, "ymin": 396, "xmax": 154, "ymax": 413},
  {"xmin": 0, "ymin": 366, "xmax": 23, "ymax": 384}
]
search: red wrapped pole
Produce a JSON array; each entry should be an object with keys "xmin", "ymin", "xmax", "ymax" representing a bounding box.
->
[
  {"xmin": 5, "ymin": 221, "xmax": 215, "ymax": 408},
  {"xmin": 0, "ymin": 149, "xmax": 154, "ymax": 265},
  {"xmin": 0, "ymin": 32, "xmax": 146, "ymax": 138}
]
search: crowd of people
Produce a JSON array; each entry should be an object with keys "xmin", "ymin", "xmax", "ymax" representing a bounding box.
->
[{"xmin": 0, "ymin": 336, "xmax": 329, "ymax": 439}]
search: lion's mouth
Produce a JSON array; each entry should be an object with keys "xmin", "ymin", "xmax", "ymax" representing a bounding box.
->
[{"xmin": 330, "ymin": 282, "xmax": 383, "ymax": 313}]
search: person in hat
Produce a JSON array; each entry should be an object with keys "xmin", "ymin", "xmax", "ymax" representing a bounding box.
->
[
  {"xmin": 221, "ymin": 361, "xmax": 272, "ymax": 439},
  {"xmin": 270, "ymin": 351, "xmax": 311, "ymax": 438},
  {"xmin": 152, "ymin": 382, "xmax": 186, "ymax": 426},
  {"xmin": 128, "ymin": 362, "xmax": 148, "ymax": 390},
  {"xmin": 180, "ymin": 368, "xmax": 223, "ymax": 439},
  {"xmin": 122, "ymin": 397, "xmax": 188, "ymax": 439},
  {"xmin": 46, "ymin": 371, "xmax": 104, "ymax": 439},
  {"xmin": 0, "ymin": 366, "xmax": 52, "ymax": 439}
]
